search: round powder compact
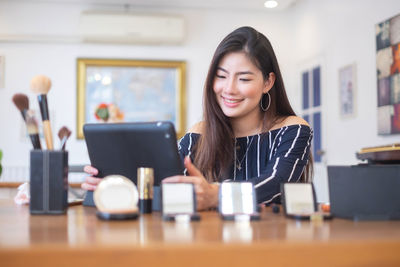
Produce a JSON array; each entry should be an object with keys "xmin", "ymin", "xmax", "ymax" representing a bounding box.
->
[{"xmin": 94, "ymin": 175, "xmax": 139, "ymax": 220}]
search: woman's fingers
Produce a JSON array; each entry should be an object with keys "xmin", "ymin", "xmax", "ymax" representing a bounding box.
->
[
  {"xmin": 81, "ymin": 176, "xmax": 102, "ymax": 191},
  {"xmin": 82, "ymin": 166, "xmax": 99, "ymax": 191},
  {"xmin": 85, "ymin": 176, "xmax": 102, "ymax": 185},
  {"xmin": 162, "ymin": 175, "xmax": 201, "ymax": 184},
  {"xmin": 81, "ymin": 182, "xmax": 97, "ymax": 191},
  {"xmin": 83, "ymin": 165, "xmax": 98, "ymax": 175},
  {"xmin": 162, "ymin": 176, "xmax": 182, "ymax": 183}
]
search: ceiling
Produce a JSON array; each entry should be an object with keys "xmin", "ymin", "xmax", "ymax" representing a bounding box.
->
[{"xmin": 6, "ymin": 0, "xmax": 299, "ymax": 11}]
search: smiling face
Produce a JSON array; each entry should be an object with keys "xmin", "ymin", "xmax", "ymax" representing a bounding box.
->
[{"xmin": 213, "ymin": 52, "xmax": 273, "ymax": 125}]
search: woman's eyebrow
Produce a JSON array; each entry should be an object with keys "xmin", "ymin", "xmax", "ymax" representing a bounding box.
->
[
  {"xmin": 217, "ymin": 67, "xmax": 228, "ymax": 73},
  {"xmin": 236, "ymin": 71, "xmax": 255, "ymax": 75},
  {"xmin": 217, "ymin": 67, "xmax": 255, "ymax": 75}
]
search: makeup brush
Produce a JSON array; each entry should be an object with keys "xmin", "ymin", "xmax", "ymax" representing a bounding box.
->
[
  {"xmin": 30, "ymin": 75, "xmax": 54, "ymax": 150},
  {"xmin": 58, "ymin": 126, "xmax": 71, "ymax": 150},
  {"xmin": 25, "ymin": 110, "xmax": 42, "ymax": 150},
  {"xmin": 12, "ymin": 94, "xmax": 42, "ymax": 149},
  {"xmin": 12, "ymin": 93, "xmax": 29, "ymax": 120}
]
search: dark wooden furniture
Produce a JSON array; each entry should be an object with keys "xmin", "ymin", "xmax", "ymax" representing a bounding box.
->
[{"xmin": 356, "ymin": 143, "xmax": 400, "ymax": 164}]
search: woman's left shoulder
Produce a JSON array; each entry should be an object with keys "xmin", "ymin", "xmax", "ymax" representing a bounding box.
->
[
  {"xmin": 281, "ymin": 116, "xmax": 310, "ymax": 128},
  {"xmin": 277, "ymin": 117, "xmax": 312, "ymax": 149}
]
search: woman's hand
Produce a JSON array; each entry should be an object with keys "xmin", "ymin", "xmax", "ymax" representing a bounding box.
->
[
  {"xmin": 162, "ymin": 157, "xmax": 219, "ymax": 211},
  {"xmin": 81, "ymin": 165, "xmax": 102, "ymax": 191}
]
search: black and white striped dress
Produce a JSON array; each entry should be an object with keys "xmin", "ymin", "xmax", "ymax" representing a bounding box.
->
[{"xmin": 177, "ymin": 124, "xmax": 313, "ymax": 204}]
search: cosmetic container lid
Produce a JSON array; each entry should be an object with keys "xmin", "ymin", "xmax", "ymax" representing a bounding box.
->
[{"xmin": 94, "ymin": 175, "xmax": 138, "ymax": 214}]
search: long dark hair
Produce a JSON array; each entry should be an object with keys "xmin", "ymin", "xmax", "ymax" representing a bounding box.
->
[{"xmin": 194, "ymin": 26, "xmax": 313, "ymax": 183}]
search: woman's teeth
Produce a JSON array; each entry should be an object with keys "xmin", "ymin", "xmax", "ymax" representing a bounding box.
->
[{"xmin": 224, "ymin": 98, "xmax": 241, "ymax": 103}]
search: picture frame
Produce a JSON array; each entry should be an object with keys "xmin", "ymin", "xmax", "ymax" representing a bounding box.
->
[
  {"xmin": 376, "ymin": 13, "xmax": 400, "ymax": 135},
  {"xmin": 77, "ymin": 58, "xmax": 186, "ymax": 139},
  {"xmin": 338, "ymin": 63, "xmax": 357, "ymax": 118}
]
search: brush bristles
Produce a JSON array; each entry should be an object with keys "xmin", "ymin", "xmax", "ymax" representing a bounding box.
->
[
  {"xmin": 25, "ymin": 111, "xmax": 39, "ymax": 135},
  {"xmin": 58, "ymin": 126, "xmax": 71, "ymax": 140},
  {"xmin": 12, "ymin": 93, "xmax": 29, "ymax": 111},
  {"xmin": 30, "ymin": 75, "xmax": 52, "ymax": 95}
]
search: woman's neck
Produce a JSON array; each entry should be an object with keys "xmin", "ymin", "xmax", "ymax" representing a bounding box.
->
[{"xmin": 231, "ymin": 112, "xmax": 263, "ymax": 138}]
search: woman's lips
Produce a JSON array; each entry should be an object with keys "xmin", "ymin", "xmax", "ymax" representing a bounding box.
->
[{"xmin": 221, "ymin": 96, "xmax": 243, "ymax": 107}]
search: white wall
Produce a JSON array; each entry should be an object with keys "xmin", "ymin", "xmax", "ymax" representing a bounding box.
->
[
  {"xmin": 292, "ymin": 0, "xmax": 400, "ymax": 165},
  {"xmin": 0, "ymin": 1, "xmax": 294, "ymax": 181},
  {"xmin": 290, "ymin": 0, "xmax": 400, "ymax": 202},
  {"xmin": 0, "ymin": 0, "xmax": 399, "ymax": 187}
]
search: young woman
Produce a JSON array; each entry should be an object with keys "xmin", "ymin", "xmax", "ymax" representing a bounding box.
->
[{"xmin": 83, "ymin": 26, "xmax": 313, "ymax": 211}]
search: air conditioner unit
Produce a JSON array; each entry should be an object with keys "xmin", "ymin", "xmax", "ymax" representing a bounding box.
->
[{"xmin": 79, "ymin": 12, "xmax": 185, "ymax": 45}]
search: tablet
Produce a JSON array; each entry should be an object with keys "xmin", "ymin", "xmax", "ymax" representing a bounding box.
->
[{"xmin": 83, "ymin": 121, "xmax": 184, "ymax": 206}]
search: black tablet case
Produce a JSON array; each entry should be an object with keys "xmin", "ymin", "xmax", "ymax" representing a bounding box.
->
[{"xmin": 83, "ymin": 121, "xmax": 184, "ymax": 208}]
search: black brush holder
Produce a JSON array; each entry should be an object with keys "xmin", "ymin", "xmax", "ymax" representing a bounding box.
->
[{"xmin": 30, "ymin": 150, "xmax": 68, "ymax": 214}]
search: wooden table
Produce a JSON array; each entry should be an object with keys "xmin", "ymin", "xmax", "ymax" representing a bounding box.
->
[{"xmin": 0, "ymin": 199, "xmax": 400, "ymax": 267}]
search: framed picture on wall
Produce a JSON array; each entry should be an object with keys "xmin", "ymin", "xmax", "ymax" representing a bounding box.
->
[
  {"xmin": 376, "ymin": 13, "xmax": 400, "ymax": 135},
  {"xmin": 338, "ymin": 63, "xmax": 357, "ymax": 118},
  {"xmin": 77, "ymin": 58, "xmax": 186, "ymax": 139}
]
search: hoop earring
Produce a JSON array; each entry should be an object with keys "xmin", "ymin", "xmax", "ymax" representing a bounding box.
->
[{"xmin": 260, "ymin": 92, "xmax": 271, "ymax": 112}]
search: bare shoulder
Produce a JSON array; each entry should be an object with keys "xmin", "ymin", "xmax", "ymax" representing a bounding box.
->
[
  {"xmin": 282, "ymin": 116, "xmax": 310, "ymax": 127},
  {"xmin": 187, "ymin": 121, "xmax": 204, "ymax": 134},
  {"xmin": 271, "ymin": 116, "xmax": 309, "ymax": 130}
]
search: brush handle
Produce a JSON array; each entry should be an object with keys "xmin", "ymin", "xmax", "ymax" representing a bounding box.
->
[
  {"xmin": 38, "ymin": 95, "xmax": 50, "ymax": 121},
  {"xmin": 43, "ymin": 120, "xmax": 54, "ymax": 150},
  {"xmin": 20, "ymin": 110, "xmax": 28, "ymax": 121},
  {"xmin": 60, "ymin": 136, "xmax": 67, "ymax": 150},
  {"xmin": 29, "ymin": 134, "xmax": 42, "ymax": 150}
]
